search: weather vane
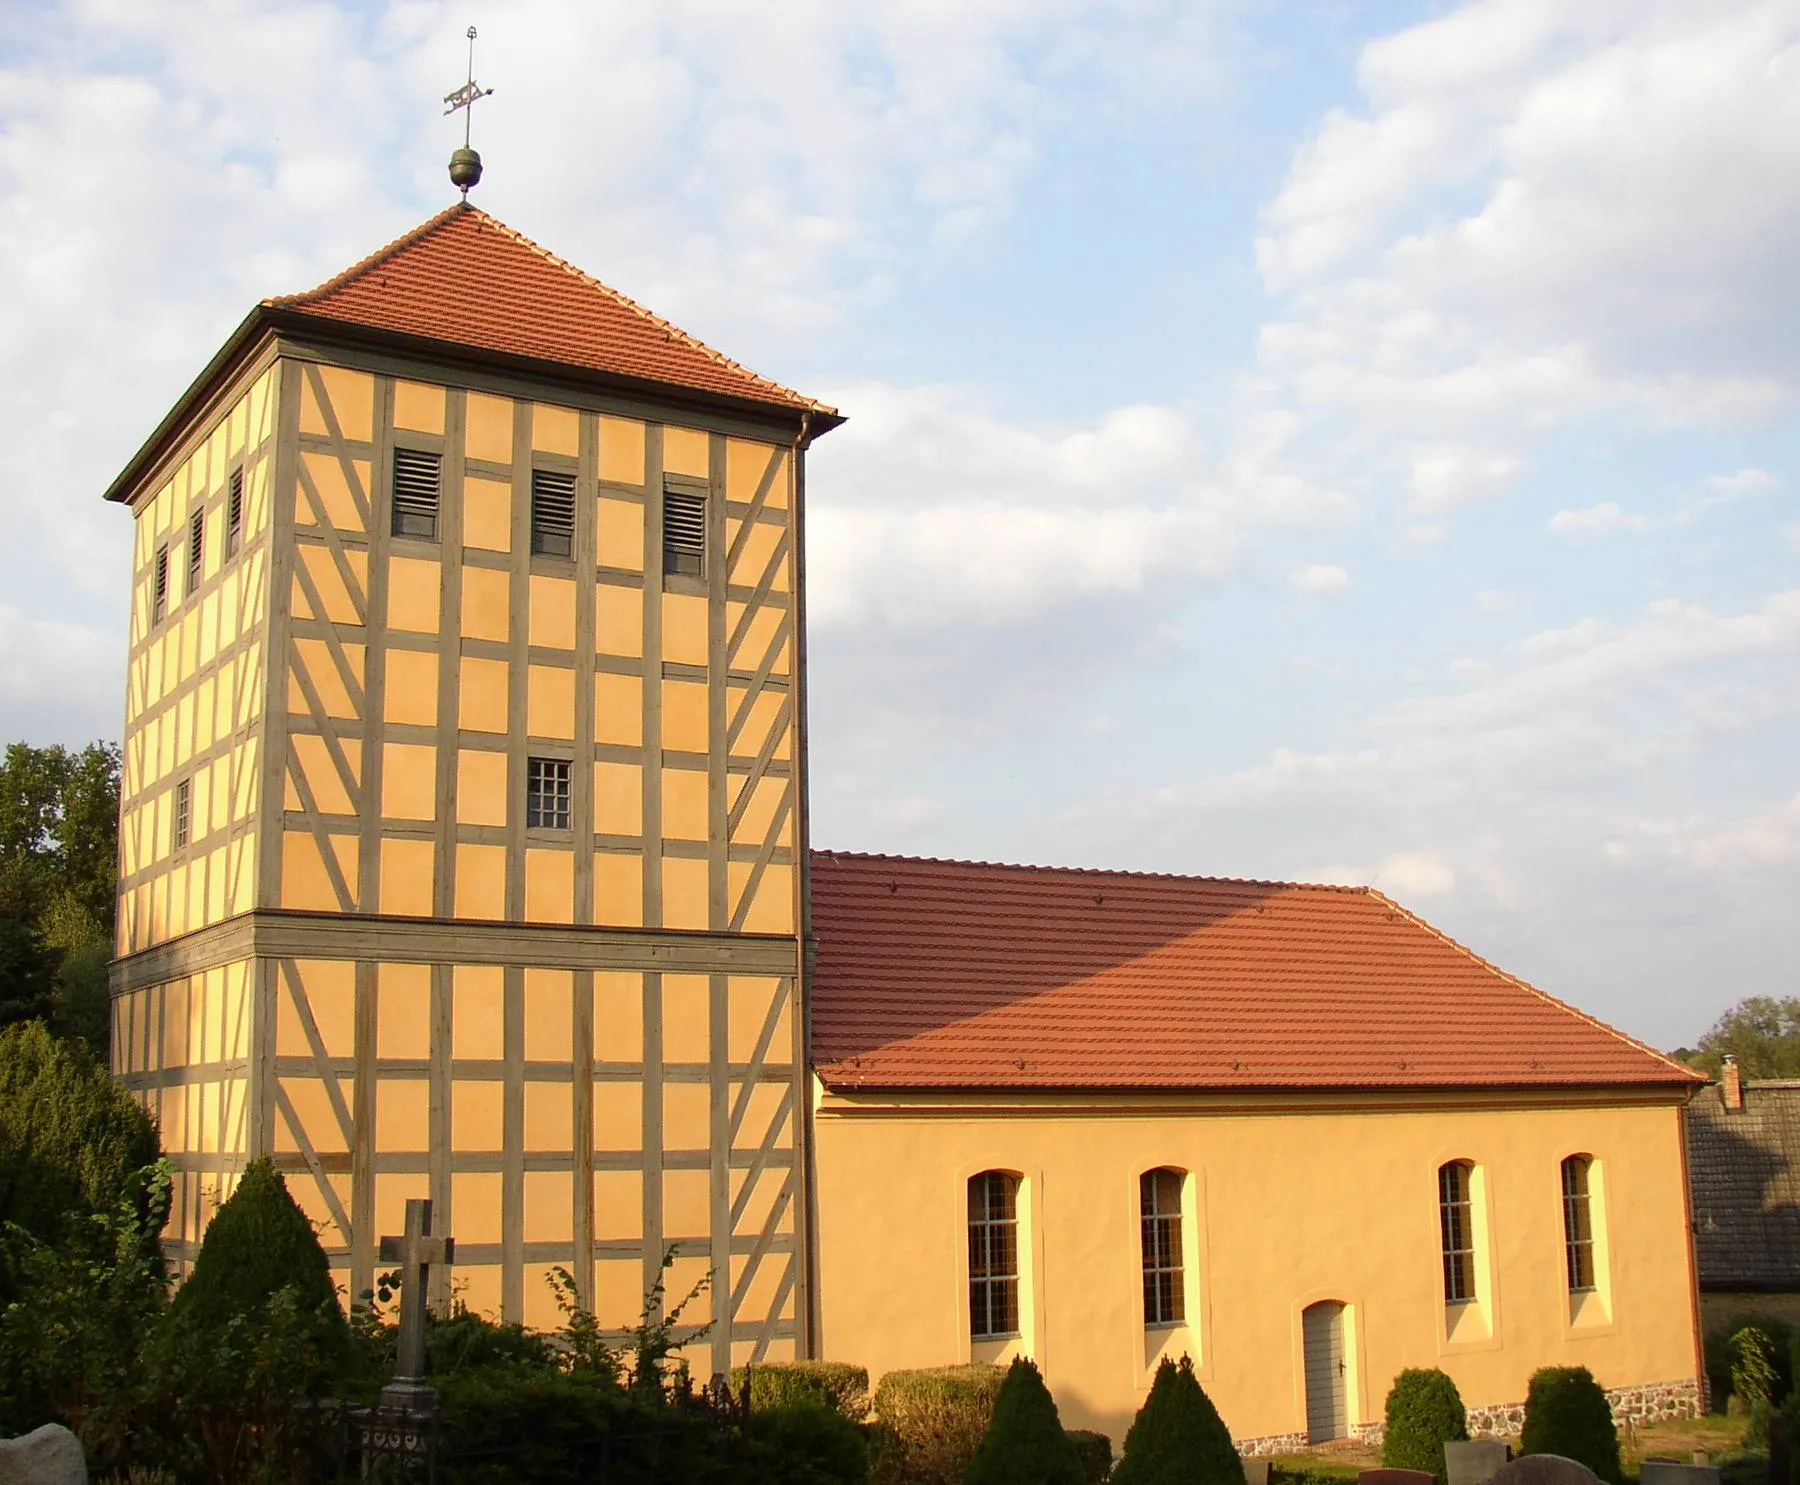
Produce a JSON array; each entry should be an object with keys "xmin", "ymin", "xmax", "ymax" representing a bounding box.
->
[{"xmin": 445, "ymin": 25, "xmax": 494, "ymax": 198}]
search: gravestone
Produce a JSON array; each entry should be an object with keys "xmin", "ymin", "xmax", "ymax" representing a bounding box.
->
[
  {"xmin": 1488, "ymin": 1454, "xmax": 1601, "ymax": 1485},
  {"xmin": 1361, "ymin": 1470, "xmax": 1437, "ymax": 1485},
  {"xmin": 0, "ymin": 1423, "xmax": 86, "ymax": 1485},
  {"xmin": 1447, "ymin": 1438, "xmax": 1513, "ymax": 1485},
  {"xmin": 1639, "ymin": 1462, "xmax": 1720, "ymax": 1485},
  {"xmin": 376, "ymin": 1196, "xmax": 454, "ymax": 1413},
  {"xmin": 1243, "ymin": 1458, "xmax": 1272, "ymax": 1485}
]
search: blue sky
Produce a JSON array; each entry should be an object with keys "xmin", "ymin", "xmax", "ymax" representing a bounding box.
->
[{"xmin": 2, "ymin": 0, "xmax": 1796, "ymax": 1049}]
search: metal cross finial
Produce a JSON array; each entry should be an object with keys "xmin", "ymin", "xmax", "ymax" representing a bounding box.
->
[{"xmin": 444, "ymin": 25, "xmax": 494, "ymax": 197}]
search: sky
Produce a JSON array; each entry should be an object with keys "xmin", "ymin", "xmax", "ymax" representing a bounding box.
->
[{"xmin": 2, "ymin": 0, "xmax": 1796, "ymax": 1051}]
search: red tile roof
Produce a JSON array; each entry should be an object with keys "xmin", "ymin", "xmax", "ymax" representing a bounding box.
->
[
  {"xmin": 269, "ymin": 203, "xmax": 835, "ymax": 419},
  {"xmin": 808, "ymin": 851, "xmax": 1700, "ymax": 1094}
]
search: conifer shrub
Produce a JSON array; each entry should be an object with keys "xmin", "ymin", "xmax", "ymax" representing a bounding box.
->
[
  {"xmin": 964, "ymin": 1356, "xmax": 1084, "ymax": 1485},
  {"xmin": 1518, "ymin": 1367, "xmax": 1621, "ymax": 1485},
  {"xmin": 1382, "ymin": 1368, "xmax": 1469, "ymax": 1485},
  {"xmin": 735, "ymin": 1358, "xmax": 872, "ymax": 1420},
  {"xmin": 871, "ymin": 1363, "xmax": 1005, "ymax": 1485},
  {"xmin": 1068, "ymin": 1428, "xmax": 1115, "ymax": 1484},
  {"xmin": 1112, "ymin": 1355, "xmax": 1245, "ymax": 1485},
  {"xmin": 749, "ymin": 1401, "xmax": 873, "ymax": 1485}
]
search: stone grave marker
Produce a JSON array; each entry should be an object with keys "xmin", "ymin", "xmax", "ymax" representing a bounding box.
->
[
  {"xmin": 1639, "ymin": 1462, "xmax": 1720, "ymax": 1485},
  {"xmin": 1447, "ymin": 1437, "xmax": 1513, "ymax": 1485},
  {"xmin": 0, "ymin": 1423, "xmax": 86, "ymax": 1485},
  {"xmin": 1360, "ymin": 1469, "xmax": 1437, "ymax": 1485},
  {"xmin": 1488, "ymin": 1454, "xmax": 1601, "ymax": 1485}
]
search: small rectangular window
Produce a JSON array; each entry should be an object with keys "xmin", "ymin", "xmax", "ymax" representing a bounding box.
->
[
  {"xmin": 173, "ymin": 777, "xmax": 191, "ymax": 850},
  {"xmin": 392, "ymin": 448, "xmax": 442, "ymax": 540},
  {"xmin": 662, "ymin": 484, "xmax": 706, "ymax": 578},
  {"xmin": 1141, "ymin": 1168, "xmax": 1186, "ymax": 1326},
  {"xmin": 526, "ymin": 757, "xmax": 572, "ymax": 831},
  {"xmin": 530, "ymin": 468, "xmax": 576, "ymax": 558},
  {"xmin": 1439, "ymin": 1161, "xmax": 1476, "ymax": 1304},
  {"xmin": 225, "ymin": 468, "xmax": 244, "ymax": 558},
  {"xmin": 1562, "ymin": 1156, "xmax": 1596, "ymax": 1292},
  {"xmin": 152, "ymin": 545, "xmax": 170, "ymax": 623},
  {"xmin": 187, "ymin": 509, "xmax": 205, "ymax": 596}
]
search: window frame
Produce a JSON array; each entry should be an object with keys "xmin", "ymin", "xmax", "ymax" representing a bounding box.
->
[
  {"xmin": 173, "ymin": 776, "xmax": 192, "ymax": 851},
  {"xmin": 187, "ymin": 507, "xmax": 205, "ymax": 597},
  {"xmin": 391, "ymin": 445, "xmax": 443, "ymax": 542},
  {"xmin": 1561, "ymin": 1155, "xmax": 1596, "ymax": 1294},
  {"xmin": 152, "ymin": 544, "xmax": 170, "ymax": 625},
  {"xmin": 1140, "ymin": 1167, "xmax": 1186, "ymax": 1328},
  {"xmin": 1438, "ymin": 1160, "xmax": 1477, "ymax": 1305},
  {"xmin": 525, "ymin": 755, "xmax": 573, "ymax": 832},
  {"xmin": 529, "ymin": 465, "xmax": 578, "ymax": 560},
  {"xmin": 968, "ymin": 1170, "xmax": 1021, "ymax": 1342},
  {"xmin": 225, "ymin": 467, "xmax": 245, "ymax": 559},
  {"xmin": 661, "ymin": 475, "xmax": 708, "ymax": 581}
]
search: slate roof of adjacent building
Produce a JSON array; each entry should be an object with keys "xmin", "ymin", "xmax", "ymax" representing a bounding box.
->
[
  {"xmin": 1687, "ymin": 1080, "xmax": 1800, "ymax": 1291},
  {"xmin": 807, "ymin": 851, "xmax": 1703, "ymax": 1095}
]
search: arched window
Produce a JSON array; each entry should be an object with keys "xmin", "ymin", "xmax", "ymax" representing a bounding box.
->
[
  {"xmin": 968, "ymin": 1171, "xmax": 1020, "ymax": 1339},
  {"xmin": 1140, "ymin": 1168, "xmax": 1186, "ymax": 1326},
  {"xmin": 1562, "ymin": 1155, "xmax": 1596, "ymax": 1292},
  {"xmin": 1438, "ymin": 1161, "xmax": 1476, "ymax": 1303}
]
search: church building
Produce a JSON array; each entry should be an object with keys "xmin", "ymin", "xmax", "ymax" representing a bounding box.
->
[{"xmin": 102, "ymin": 199, "xmax": 1707, "ymax": 1446}]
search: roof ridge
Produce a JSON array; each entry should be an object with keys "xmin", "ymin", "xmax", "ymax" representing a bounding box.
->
[
  {"xmin": 267, "ymin": 202, "xmax": 469, "ymax": 308},
  {"xmin": 1364, "ymin": 889, "xmax": 1704, "ymax": 1083},
  {"xmin": 465, "ymin": 208, "xmax": 831, "ymax": 415},
  {"xmin": 809, "ymin": 847, "xmax": 1371, "ymax": 895}
]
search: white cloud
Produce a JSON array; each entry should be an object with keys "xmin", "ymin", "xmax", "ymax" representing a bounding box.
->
[
  {"xmin": 1289, "ymin": 562, "xmax": 1353, "ymax": 596},
  {"xmin": 1547, "ymin": 502, "xmax": 1654, "ymax": 539},
  {"xmin": 1704, "ymin": 468, "xmax": 1782, "ymax": 498},
  {"xmin": 0, "ymin": 606, "xmax": 119, "ymax": 744},
  {"xmin": 1377, "ymin": 852, "xmax": 1457, "ymax": 898}
]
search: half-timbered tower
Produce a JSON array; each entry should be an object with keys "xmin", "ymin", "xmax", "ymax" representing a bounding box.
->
[{"xmin": 104, "ymin": 203, "xmax": 838, "ymax": 1368}]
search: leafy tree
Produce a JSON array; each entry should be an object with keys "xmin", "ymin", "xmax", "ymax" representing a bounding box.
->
[
  {"xmin": 1519, "ymin": 1366, "xmax": 1621, "ymax": 1484},
  {"xmin": 1383, "ymin": 1368, "xmax": 1469, "ymax": 1485},
  {"xmin": 1683, "ymin": 997, "xmax": 1800, "ymax": 1079},
  {"xmin": 964, "ymin": 1356, "xmax": 1083, "ymax": 1485},
  {"xmin": 1113, "ymin": 1355, "xmax": 1246, "ymax": 1485},
  {"xmin": 0, "ymin": 881, "xmax": 58, "ymax": 1030},
  {"xmin": 0, "ymin": 1020, "xmax": 159, "ymax": 1248}
]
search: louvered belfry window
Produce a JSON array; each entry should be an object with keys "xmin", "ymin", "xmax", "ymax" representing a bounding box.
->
[
  {"xmin": 1141, "ymin": 1168, "xmax": 1186, "ymax": 1326},
  {"xmin": 225, "ymin": 468, "xmax": 244, "ymax": 558},
  {"xmin": 662, "ymin": 482, "xmax": 706, "ymax": 578},
  {"xmin": 391, "ymin": 448, "xmax": 442, "ymax": 540},
  {"xmin": 152, "ymin": 544, "xmax": 170, "ymax": 623},
  {"xmin": 1439, "ymin": 1160, "xmax": 1477, "ymax": 1304},
  {"xmin": 531, "ymin": 468, "xmax": 576, "ymax": 558},
  {"xmin": 968, "ymin": 1170, "xmax": 1020, "ymax": 1340},
  {"xmin": 187, "ymin": 508, "xmax": 205, "ymax": 596}
]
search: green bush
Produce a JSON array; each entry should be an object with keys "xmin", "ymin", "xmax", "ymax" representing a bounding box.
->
[
  {"xmin": 0, "ymin": 1020, "xmax": 159, "ymax": 1248},
  {"xmin": 1068, "ymin": 1428, "xmax": 1114, "ymax": 1484},
  {"xmin": 1113, "ymin": 1355, "xmax": 1244, "ymax": 1485},
  {"xmin": 964, "ymin": 1357, "xmax": 1083, "ymax": 1485},
  {"xmin": 735, "ymin": 1359, "xmax": 872, "ymax": 1420},
  {"xmin": 1701, "ymin": 1316, "xmax": 1799, "ymax": 1414},
  {"xmin": 1382, "ymin": 1368, "xmax": 1469, "ymax": 1485},
  {"xmin": 871, "ymin": 1363, "xmax": 1005, "ymax": 1485},
  {"xmin": 748, "ymin": 1401, "xmax": 872, "ymax": 1485},
  {"xmin": 1518, "ymin": 1367, "xmax": 1621, "ymax": 1485}
]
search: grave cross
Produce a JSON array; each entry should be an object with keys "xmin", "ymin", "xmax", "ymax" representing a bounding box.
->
[{"xmin": 377, "ymin": 1198, "xmax": 454, "ymax": 1408}]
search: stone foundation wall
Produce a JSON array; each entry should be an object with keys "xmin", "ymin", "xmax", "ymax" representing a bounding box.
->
[{"xmin": 1237, "ymin": 1379, "xmax": 1700, "ymax": 1457}]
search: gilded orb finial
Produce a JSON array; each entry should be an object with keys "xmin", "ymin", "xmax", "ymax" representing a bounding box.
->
[{"xmin": 443, "ymin": 25, "xmax": 494, "ymax": 198}]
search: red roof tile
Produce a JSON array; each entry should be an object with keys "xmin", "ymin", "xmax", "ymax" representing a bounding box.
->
[
  {"xmin": 808, "ymin": 851, "xmax": 1699, "ymax": 1094},
  {"xmin": 270, "ymin": 204, "xmax": 835, "ymax": 419}
]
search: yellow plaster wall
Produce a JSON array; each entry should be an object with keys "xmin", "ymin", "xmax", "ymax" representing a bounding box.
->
[{"xmin": 812, "ymin": 1094, "xmax": 1699, "ymax": 1443}]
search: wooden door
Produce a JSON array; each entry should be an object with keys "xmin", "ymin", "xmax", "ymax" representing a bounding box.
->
[{"xmin": 1302, "ymin": 1301, "xmax": 1348, "ymax": 1442}]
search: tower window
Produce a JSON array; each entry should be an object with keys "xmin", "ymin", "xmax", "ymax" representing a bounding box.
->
[
  {"xmin": 526, "ymin": 757, "xmax": 572, "ymax": 831},
  {"xmin": 662, "ymin": 483, "xmax": 706, "ymax": 578},
  {"xmin": 1562, "ymin": 1155, "xmax": 1596, "ymax": 1292},
  {"xmin": 968, "ymin": 1170, "xmax": 1020, "ymax": 1340},
  {"xmin": 392, "ymin": 448, "xmax": 442, "ymax": 540},
  {"xmin": 225, "ymin": 468, "xmax": 244, "ymax": 558},
  {"xmin": 1439, "ymin": 1160, "xmax": 1476, "ymax": 1304},
  {"xmin": 1140, "ymin": 1167, "xmax": 1186, "ymax": 1326},
  {"xmin": 187, "ymin": 508, "xmax": 205, "ymax": 596},
  {"xmin": 152, "ymin": 544, "xmax": 170, "ymax": 624},
  {"xmin": 173, "ymin": 777, "xmax": 191, "ymax": 850},
  {"xmin": 530, "ymin": 468, "xmax": 576, "ymax": 558}
]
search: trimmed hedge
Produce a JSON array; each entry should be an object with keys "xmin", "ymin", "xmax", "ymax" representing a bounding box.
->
[
  {"xmin": 1113, "ymin": 1355, "xmax": 1245, "ymax": 1485},
  {"xmin": 965, "ymin": 1357, "xmax": 1083, "ymax": 1485},
  {"xmin": 1068, "ymin": 1429, "xmax": 1115, "ymax": 1485},
  {"xmin": 1382, "ymin": 1368, "xmax": 1468, "ymax": 1485},
  {"xmin": 734, "ymin": 1359, "xmax": 872, "ymax": 1420},
  {"xmin": 871, "ymin": 1363, "xmax": 1005, "ymax": 1485},
  {"xmin": 1519, "ymin": 1367, "xmax": 1621, "ymax": 1485}
]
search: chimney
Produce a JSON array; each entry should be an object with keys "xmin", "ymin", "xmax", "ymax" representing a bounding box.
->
[{"xmin": 1722, "ymin": 1055, "xmax": 1744, "ymax": 1112}]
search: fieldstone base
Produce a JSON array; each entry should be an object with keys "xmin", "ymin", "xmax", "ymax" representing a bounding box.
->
[{"xmin": 1238, "ymin": 1431, "xmax": 1311, "ymax": 1457}]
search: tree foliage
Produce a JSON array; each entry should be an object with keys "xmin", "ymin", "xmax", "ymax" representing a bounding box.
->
[
  {"xmin": 1112, "ymin": 1355, "xmax": 1245, "ymax": 1485},
  {"xmin": 1382, "ymin": 1368, "xmax": 1469, "ymax": 1485},
  {"xmin": 0, "ymin": 1020, "xmax": 159, "ymax": 1247},
  {"xmin": 1682, "ymin": 997, "xmax": 1800, "ymax": 1079},
  {"xmin": 963, "ymin": 1356, "xmax": 1083, "ymax": 1485}
]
